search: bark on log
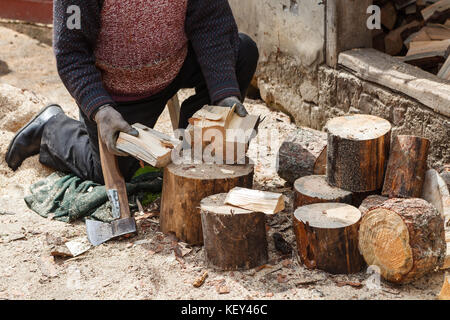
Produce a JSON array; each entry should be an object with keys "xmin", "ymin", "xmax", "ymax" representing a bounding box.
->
[
  {"xmin": 359, "ymin": 195, "xmax": 388, "ymax": 216},
  {"xmin": 293, "ymin": 203, "xmax": 365, "ymax": 274},
  {"xmin": 277, "ymin": 127, "xmax": 327, "ymax": 184},
  {"xmin": 160, "ymin": 163, "xmax": 254, "ymax": 245},
  {"xmin": 200, "ymin": 193, "xmax": 268, "ymax": 270},
  {"xmin": 438, "ymin": 273, "xmax": 450, "ymax": 300},
  {"xmin": 382, "ymin": 135, "xmax": 430, "ymax": 198},
  {"xmin": 359, "ymin": 198, "xmax": 446, "ymax": 284},
  {"xmin": 326, "ymin": 115, "xmax": 392, "ymax": 192},
  {"xmin": 294, "ymin": 175, "xmax": 353, "ymax": 208}
]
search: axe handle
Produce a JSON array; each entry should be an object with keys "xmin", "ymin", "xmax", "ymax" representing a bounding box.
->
[{"xmin": 98, "ymin": 132, "xmax": 131, "ymax": 219}]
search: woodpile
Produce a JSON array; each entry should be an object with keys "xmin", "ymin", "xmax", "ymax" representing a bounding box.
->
[{"xmin": 373, "ymin": 0, "xmax": 450, "ymax": 78}]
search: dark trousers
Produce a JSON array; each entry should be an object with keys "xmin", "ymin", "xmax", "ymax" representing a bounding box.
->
[{"xmin": 39, "ymin": 33, "xmax": 259, "ymax": 184}]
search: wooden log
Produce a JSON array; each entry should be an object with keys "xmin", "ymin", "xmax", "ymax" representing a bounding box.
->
[
  {"xmin": 293, "ymin": 203, "xmax": 365, "ymax": 274},
  {"xmin": 224, "ymin": 187, "xmax": 285, "ymax": 215},
  {"xmin": 359, "ymin": 195, "xmax": 388, "ymax": 216},
  {"xmin": 326, "ymin": 115, "xmax": 392, "ymax": 192},
  {"xmin": 277, "ymin": 127, "xmax": 327, "ymax": 184},
  {"xmin": 382, "ymin": 135, "xmax": 430, "ymax": 198},
  {"xmin": 381, "ymin": 2, "xmax": 398, "ymax": 30},
  {"xmin": 438, "ymin": 273, "xmax": 450, "ymax": 300},
  {"xmin": 294, "ymin": 175, "xmax": 354, "ymax": 208},
  {"xmin": 200, "ymin": 193, "xmax": 268, "ymax": 270},
  {"xmin": 160, "ymin": 163, "xmax": 254, "ymax": 245},
  {"xmin": 385, "ymin": 20, "xmax": 422, "ymax": 55},
  {"xmin": 359, "ymin": 198, "xmax": 446, "ymax": 283},
  {"xmin": 421, "ymin": 0, "xmax": 450, "ymax": 22}
]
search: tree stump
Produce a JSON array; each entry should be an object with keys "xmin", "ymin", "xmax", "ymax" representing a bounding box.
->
[
  {"xmin": 382, "ymin": 135, "xmax": 430, "ymax": 198},
  {"xmin": 294, "ymin": 175, "xmax": 353, "ymax": 208},
  {"xmin": 160, "ymin": 163, "xmax": 254, "ymax": 245},
  {"xmin": 293, "ymin": 203, "xmax": 365, "ymax": 274},
  {"xmin": 200, "ymin": 193, "xmax": 268, "ymax": 270},
  {"xmin": 359, "ymin": 198, "xmax": 446, "ymax": 284},
  {"xmin": 277, "ymin": 127, "xmax": 327, "ymax": 184},
  {"xmin": 358, "ymin": 195, "xmax": 388, "ymax": 216},
  {"xmin": 326, "ymin": 115, "xmax": 392, "ymax": 192}
]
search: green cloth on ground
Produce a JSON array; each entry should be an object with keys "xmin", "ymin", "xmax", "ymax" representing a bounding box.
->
[{"xmin": 24, "ymin": 170, "xmax": 162, "ymax": 223}]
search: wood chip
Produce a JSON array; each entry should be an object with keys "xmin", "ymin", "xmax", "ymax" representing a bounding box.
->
[{"xmin": 193, "ymin": 271, "xmax": 208, "ymax": 288}]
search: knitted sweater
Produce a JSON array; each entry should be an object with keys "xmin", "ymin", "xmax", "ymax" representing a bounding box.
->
[
  {"xmin": 95, "ymin": 0, "xmax": 189, "ymax": 101},
  {"xmin": 53, "ymin": 0, "xmax": 241, "ymax": 119}
]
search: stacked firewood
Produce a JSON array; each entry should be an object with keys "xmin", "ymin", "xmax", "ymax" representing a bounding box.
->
[
  {"xmin": 373, "ymin": 0, "xmax": 450, "ymax": 79},
  {"xmin": 278, "ymin": 115, "xmax": 449, "ymax": 289}
]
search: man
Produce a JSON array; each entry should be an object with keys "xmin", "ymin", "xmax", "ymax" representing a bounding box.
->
[{"xmin": 6, "ymin": 0, "xmax": 259, "ymax": 184}]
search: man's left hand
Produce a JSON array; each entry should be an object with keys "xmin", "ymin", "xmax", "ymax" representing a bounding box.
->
[{"xmin": 217, "ymin": 96, "xmax": 248, "ymax": 117}]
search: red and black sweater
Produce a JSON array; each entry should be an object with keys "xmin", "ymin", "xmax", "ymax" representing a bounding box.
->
[{"xmin": 53, "ymin": 0, "xmax": 241, "ymax": 119}]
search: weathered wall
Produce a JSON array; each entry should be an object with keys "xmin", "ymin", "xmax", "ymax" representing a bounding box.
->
[
  {"xmin": 229, "ymin": 0, "xmax": 325, "ymax": 123},
  {"xmin": 318, "ymin": 66, "xmax": 449, "ymax": 170}
]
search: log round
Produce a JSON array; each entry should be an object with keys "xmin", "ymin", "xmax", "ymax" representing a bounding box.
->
[
  {"xmin": 277, "ymin": 127, "xmax": 327, "ymax": 184},
  {"xmin": 382, "ymin": 135, "xmax": 430, "ymax": 198},
  {"xmin": 294, "ymin": 175, "xmax": 353, "ymax": 208},
  {"xmin": 293, "ymin": 203, "xmax": 365, "ymax": 274},
  {"xmin": 160, "ymin": 163, "xmax": 254, "ymax": 245},
  {"xmin": 200, "ymin": 193, "xmax": 268, "ymax": 270},
  {"xmin": 359, "ymin": 198, "xmax": 446, "ymax": 284},
  {"xmin": 326, "ymin": 115, "xmax": 392, "ymax": 192}
]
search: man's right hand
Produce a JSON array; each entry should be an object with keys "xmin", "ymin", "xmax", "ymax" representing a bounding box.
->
[{"xmin": 94, "ymin": 104, "xmax": 139, "ymax": 156}]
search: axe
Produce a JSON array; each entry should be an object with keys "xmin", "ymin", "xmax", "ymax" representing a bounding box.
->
[{"xmin": 86, "ymin": 132, "xmax": 137, "ymax": 246}]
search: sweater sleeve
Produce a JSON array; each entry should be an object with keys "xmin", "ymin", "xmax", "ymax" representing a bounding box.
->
[
  {"xmin": 53, "ymin": 0, "xmax": 115, "ymax": 119},
  {"xmin": 185, "ymin": 0, "xmax": 241, "ymax": 104}
]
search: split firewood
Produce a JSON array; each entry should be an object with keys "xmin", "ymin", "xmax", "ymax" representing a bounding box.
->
[
  {"xmin": 293, "ymin": 203, "xmax": 365, "ymax": 274},
  {"xmin": 403, "ymin": 39, "xmax": 450, "ymax": 68},
  {"xmin": 382, "ymin": 135, "xmax": 430, "ymax": 198},
  {"xmin": 224, "ymin": 187, "xmax": 285, "ymax": 215},
  {"xmin": 358, "ymin": 195, "xmax": 388, "ymax": 216},
  {"xmin": 438, "ymin": 273, "xmax": 450, "ymax": 300},
  {"xmin": 200, "ymin": 193, "xmax": 268, "ymax": 270},
  {"xmin": 421, "ymin": 0, "xmax": 450, "ymax": 23},
  {"xmin": 277, "ymin": 127, "xmax": 327, "ymax": 184},
  {"xmin": 385, "ymin": 20, "xmax": 422, "ymax": 55},
  {"xmin": 294, "ymin": 175, "xmax": 354, "ymax": 208},
  {"xmin": 186, "ymin": 105, "xmax": 259, "ymax": 164},
  {"xmin": 160, "ymin": 163, "xmax": 254, "ymax": 245},
  {"xmin": 382, "ymin": 2, "xmax": 398, "ymax": 30},
  {"xmin": 422, "ymin": 169, "xmax": 450, "ymax": 217},
  {"xmin": 438, "ymin": 55, "xmax": 450, "ymax": 79},
  {"xmin": 116, "ymin": 123, "xmax": 181, "ymax": 168},
  {"xmin": 359, "ymin": 198, "xmax": 446, "ymax": 283},
  {"xmin": 326, "ymin": 115, "xmax": 392, "ymax": 192}
]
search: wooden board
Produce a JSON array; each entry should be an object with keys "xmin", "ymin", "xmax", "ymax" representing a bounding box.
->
[
  {"xmin": 359, "ymin": 198, "xmax": 446, "ymax": 283},
  {"xmin": 224, "ymin": 187, "xmax": 285, "ymax": 215},
  {"xmin": 200, "ymin": 193, "xmax": 268, "ymax": 270},
  {"xmin": 338, "ymin": 48, "xmax": 450, "ymax": 118},
  {"xmin": 159, "ymin": 163, "xmax": 254, "ymax": 245},
  {"xmin": 326, "ymin": 115, "xmax": 392, "ymax": 192},
  {"xmin": 293, "ymin": 203, "xmax": 365, "ymax": 274}
]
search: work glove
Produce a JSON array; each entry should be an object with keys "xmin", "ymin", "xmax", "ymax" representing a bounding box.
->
[
  {"xmin": 217, "ymin": 96, "xmax": 248, "ymax": 117},
  {"xmin": 94, "ymin": 104, "xmax": 139, "ymax": 156}
]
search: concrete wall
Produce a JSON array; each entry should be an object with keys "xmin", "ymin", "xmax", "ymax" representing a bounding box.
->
[{"xmin": 229, "ymin": 0, "xmax": 325, "ymax": 123}]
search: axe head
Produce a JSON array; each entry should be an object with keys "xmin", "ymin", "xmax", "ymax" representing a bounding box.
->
[{"xmin": 86, "ymin": 217, "xmax": 136, "ymax": 246}]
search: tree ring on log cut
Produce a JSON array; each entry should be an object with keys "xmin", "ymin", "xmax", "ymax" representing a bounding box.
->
[
  {"xmin": 295, "ymin": 203, "xmax": 361, "ymax": 229},
  {"xmin": 294, "ymin": 175, "xmax": 353, "ymax": 208},
  {"xmin": 358, "ymin": 208, "xmax": 414, "ymax": 282},
  {"xmin": 326, "ymin": 115, "xmax": 392, "ymax": 141}
]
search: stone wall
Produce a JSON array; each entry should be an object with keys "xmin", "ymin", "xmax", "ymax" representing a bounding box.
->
[{"xmin": 316, "ymin": 66, "xmax": 449, "ymax": 170}]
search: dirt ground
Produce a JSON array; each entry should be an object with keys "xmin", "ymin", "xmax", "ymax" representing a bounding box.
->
[{"xmin": 0, "ymin": 22, "xmax": 445, "ymax": 300}]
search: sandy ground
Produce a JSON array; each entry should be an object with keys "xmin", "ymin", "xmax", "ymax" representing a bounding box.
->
[{"xmin": 0, "ymin": 23, "xmax": 446, "ymax": 300}]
